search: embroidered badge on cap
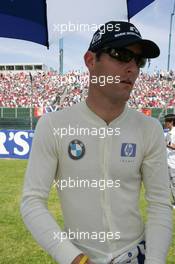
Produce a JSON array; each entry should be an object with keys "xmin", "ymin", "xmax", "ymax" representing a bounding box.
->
[
  {"xmin": 91, "ymin": 31, "xmax": 103, "ymax": 45},
  {"xmin": 68, "ymin": 140, "xmax": 85, "ymax": 160}
]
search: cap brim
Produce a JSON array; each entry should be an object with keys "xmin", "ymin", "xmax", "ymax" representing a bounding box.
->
[{"xmin": 105, "ymin": 38, "xmax": 160, "ymax": 58}]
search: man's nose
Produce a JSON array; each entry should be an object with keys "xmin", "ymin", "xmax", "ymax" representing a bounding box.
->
[{"xmin": 126, "ymin": 58, "xmax": 139, "ymax": 72}]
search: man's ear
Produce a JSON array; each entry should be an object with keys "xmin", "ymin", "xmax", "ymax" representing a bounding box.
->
[{"xmin": 84, "ymin": 51, "xmax": 96, "ymax": 70}]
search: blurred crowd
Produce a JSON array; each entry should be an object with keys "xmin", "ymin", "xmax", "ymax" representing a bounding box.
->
[
  {"xmin": 129, "ymin": 71, "xmax": 175, "ymax": 109},
  {"xmin": 0, "ymin": 70, "xmax": 174, "ymax": 109}
]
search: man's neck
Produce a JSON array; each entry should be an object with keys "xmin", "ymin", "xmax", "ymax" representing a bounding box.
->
[{"xmin": 86, "ymin": 95, "xmax": 126, "ymax": 125}]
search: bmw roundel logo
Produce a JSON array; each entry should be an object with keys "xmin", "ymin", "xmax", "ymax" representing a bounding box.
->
[{"xmin": 68, "ymin": 140, "xmax": 85, "ymax": 160}]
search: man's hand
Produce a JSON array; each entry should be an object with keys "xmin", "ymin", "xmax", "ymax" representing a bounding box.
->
[
  {"xmin": 71, "ymin": 254, "xmax": 95, "ymax": 264},
  {"xmin": 167, "ymin": 144, "xmax": 175, "ymax": 150}
]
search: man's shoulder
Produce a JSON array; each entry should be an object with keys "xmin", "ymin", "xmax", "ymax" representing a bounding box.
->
[
  {"xmin": 127, "ymin": 107, "xmax": 159, "ymax": 126},
  {"xmin": 35, "ymin": 102, "xmax": 84, "ymax": 130},
  {"xmin": 44, "ymin": 102, "xmax": 83, "ymax": 120},
  {"xmin": 126, "ymin": 108, "xmax": 164, "ymax": 142}
]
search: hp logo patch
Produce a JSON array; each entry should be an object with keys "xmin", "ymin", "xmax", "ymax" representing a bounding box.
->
[
  {"xmin": 68, "ymin": 140, "xmax": 85, "ymax": 160},
  {"xmin": 121, "ymin": 143, "xmax": 136, "ymax": 157}
]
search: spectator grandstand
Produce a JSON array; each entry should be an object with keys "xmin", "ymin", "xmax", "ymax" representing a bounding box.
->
[
  {"xmin": 0, "ymin": 63, "xmax": 47, "ymax": 73},
  {"xmin": 129, "ymin": 71, "xmax": 175, "ymax": 109},
  {"xmin": 0, "ymin": 70, "xmax": 174, "ymax": 110}
]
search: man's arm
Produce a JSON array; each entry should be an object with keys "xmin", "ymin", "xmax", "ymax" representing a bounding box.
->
[
  {"xmin": 20, "ymin": 114, "xmax": 84, "ymax": 264},
  {"xmin": 167, "ymin": 142, "xmax": 175, "ymax": 150},
  {"xmin": 141, "ymin": 120, "xmax": 173, "ymax": 264}
]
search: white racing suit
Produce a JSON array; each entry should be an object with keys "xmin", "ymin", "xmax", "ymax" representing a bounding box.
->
[
  {"xmin": 168, "ymin": 167, "xmax": 175, "ymax": 202},
  {"xmin": 165, "ymin": 127, "xmax": 175, "ymax": 202},
  {"xmin": 21, "ymin": 102, "xmax": 172, "ymax": 264}
]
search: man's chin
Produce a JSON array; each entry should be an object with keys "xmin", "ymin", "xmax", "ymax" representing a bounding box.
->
[{"xmin": 107, "ymin": 94, "xmax": 130, "ymax": 104}]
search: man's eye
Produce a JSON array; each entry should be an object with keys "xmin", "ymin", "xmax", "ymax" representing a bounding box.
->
[{"xmin": 111, "ymin": 50, "xmax": 118, "ymax": 56}]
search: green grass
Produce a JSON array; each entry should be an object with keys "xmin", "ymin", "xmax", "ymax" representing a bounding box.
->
[{"xmin": 0, "ymin": 159, "xmax": 174, "ymax": 263}]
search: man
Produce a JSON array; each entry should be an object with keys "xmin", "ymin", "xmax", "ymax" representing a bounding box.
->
[
  {"xmin": 164, "ymin": 114, "xmax": 175, "ymax": 208},
  {"xmin": 21, "ymin": 21, "xmax": 172, "ymax": 264}
]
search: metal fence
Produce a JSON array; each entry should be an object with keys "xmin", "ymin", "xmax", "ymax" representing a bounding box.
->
[
  {"xmin": 0, "ymin": 107, "xmax": 174, "ymax": 130},
  {"xmin": 0, "ymin": 107, "xmax": 38, "ymax": 130}
]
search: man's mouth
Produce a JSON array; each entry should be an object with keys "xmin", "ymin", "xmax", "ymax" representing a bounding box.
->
[{"xmin": 120, "ymin": 79, "xmax": 133, "ymax": 85}]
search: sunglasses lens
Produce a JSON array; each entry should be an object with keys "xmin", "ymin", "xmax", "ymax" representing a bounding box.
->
[
  {"xmin": 110, "ymin": 49, "xmax": 133, "ymax": 62},
  {"xmin": 137, "ymin": 58, "xmax": 147, "ymax": 68},
  {"xmin": 108, "ymin": 48, "xmax": 147, "ymax": 68}
]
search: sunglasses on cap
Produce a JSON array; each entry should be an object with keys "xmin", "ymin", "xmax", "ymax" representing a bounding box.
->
[{"xmin": 100, "ymin": 47, "xmax": 147, "ymax": 68}]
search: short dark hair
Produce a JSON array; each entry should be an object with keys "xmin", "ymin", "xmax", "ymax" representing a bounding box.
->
[
  {"xmin": 95, "ymin": 47, "xmax": 110, "ymax": 61},
  {"xmin": 95, "ymin": 50, "xmax": 104, "ymax": 61},
  {"xmin": 164, "ymin": 114, "xmax": 175, "ymax": 125}
]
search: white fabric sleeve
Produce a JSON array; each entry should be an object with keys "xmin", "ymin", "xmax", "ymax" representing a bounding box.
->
[
  {"xmin": 20, "ymin": 114, "xmax": 83, "ymax": 264},
  {"xmin": 171, "ymin": 131, "xmax": 175, "ymax": 144},
  {"xmin": 141, "ymin": 120, "xmax": 173, "ymax": 264}
]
